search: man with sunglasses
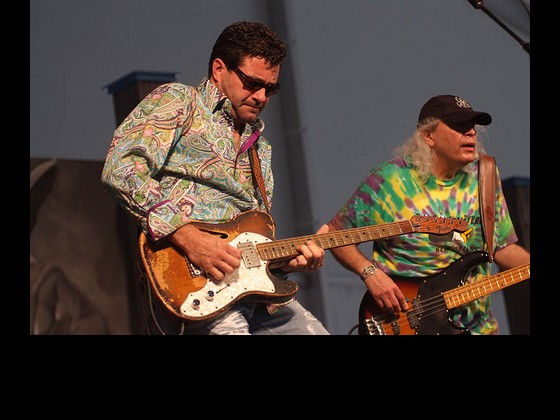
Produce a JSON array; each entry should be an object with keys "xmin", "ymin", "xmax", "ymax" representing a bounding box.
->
[{"xmin": 102, "ymin": 21, "xmax": 330, "ymax": 335}]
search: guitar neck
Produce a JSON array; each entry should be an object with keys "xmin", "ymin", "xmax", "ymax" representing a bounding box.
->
[
  {"xmin": 257, "ymin": 220, "xmax": 414, "ymax": 261},
  {"xmin": 443, "ymin": 263, "xmax": 530, "ymax": 309}
]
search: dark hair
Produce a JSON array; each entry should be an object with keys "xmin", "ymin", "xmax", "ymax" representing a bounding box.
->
[{"xmin": 208, "ymin": 21, "xmax": 287, "ymax": 77}]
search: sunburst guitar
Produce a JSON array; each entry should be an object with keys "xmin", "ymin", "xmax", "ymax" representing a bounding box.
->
[
  {"xmin": 139, "ymin": 210, "xmax": 468, "ymax": 321},
  {"xmin": 358, "ymin": 251, "xmax": 530, "ymax": 335}
]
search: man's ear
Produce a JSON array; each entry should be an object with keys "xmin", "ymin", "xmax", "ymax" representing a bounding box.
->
[
  {"xmin": 211, "ymin": 58, "xmax": 226, "ymax": 83},
  {"xmin": 422, "ymin": 129, "xmax": 435, "ymax": 147}
]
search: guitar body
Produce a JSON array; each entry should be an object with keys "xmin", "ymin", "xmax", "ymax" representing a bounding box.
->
[
  {"xmin": 139, "ymin": 210, "xmax": 469, "ymax": 322},
  {"xmin": 359, "ymin": 252, "xmax": 490, "ymax": 335},
  {"xmin": 139, "ymin": 210, "xmax": 298, "ymax": 321}
]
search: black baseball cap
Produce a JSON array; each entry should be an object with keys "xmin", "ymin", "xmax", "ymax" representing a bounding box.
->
[{"xmin": 418, "ymin": 95, "xmax": 492, "ymax": 126}]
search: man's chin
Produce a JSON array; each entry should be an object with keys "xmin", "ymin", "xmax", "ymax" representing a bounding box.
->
[{"xmin": 240, "ymin": 112, "xmax": 259, "ymax": 124}]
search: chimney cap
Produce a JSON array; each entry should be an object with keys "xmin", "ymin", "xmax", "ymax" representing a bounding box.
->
[{"xmin": 104, "ymin": 70, "xmax": 179, "ymax": 95}]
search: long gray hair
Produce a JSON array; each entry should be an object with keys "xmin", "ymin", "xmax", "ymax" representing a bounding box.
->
[{"xmin": 393, "ymin": 117, "xmax": 488, "ymax": 184}]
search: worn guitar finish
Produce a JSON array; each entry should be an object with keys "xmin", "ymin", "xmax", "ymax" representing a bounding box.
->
[
  {"xmin": 140, "ymin": 210, "xmax": 468, "ymax": 321},
  {"xmin": 358, "ymin": 251, "xmax": 531, "ymax": 335}
]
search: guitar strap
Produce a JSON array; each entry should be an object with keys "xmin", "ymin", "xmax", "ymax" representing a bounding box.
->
[
  {"xmin": 478, "ymin": 154, "xmax": 496, "ymax": 262},
  {"xmin": 249, "ymin": 143, "xmax": 271, "ymax": 213},
  {"xmin": 249, "ymin": 143, "xmax": 292, "ymax": 314}
]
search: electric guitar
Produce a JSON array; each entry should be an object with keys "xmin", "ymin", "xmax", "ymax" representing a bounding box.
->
[
  {"xmin": 139, "ymin": 210, "xmax": 468, "ymax": 321},
  {"xmin": 358, "ymin": 251, "xmax": 530, "ymax": 335}
]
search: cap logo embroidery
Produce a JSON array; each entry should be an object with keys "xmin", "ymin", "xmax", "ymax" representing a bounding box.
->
[{"xmin": 455, "ymin": 97, "xmax": 471, "ymax": 109}]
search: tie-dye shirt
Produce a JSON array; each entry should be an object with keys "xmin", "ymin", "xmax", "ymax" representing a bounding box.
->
[
  {"xmin": 329, "ymin": 156, "xmax": 518, "ymax": 334},
  {"xmin": 101, "ymin": 78, "xmax": 273, "ymax": 242}
]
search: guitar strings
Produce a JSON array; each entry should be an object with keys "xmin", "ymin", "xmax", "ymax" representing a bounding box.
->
[
  {"xmin": 257, "ymin": 221, "xmax": 413, "ymax": 260},
  {"xmin": 256, "ymin": 216, "xmax": 466, "ymax": 261},
  {"xmin": 366, "ymin": 264, "xmax": 530, "ymax": 335}
]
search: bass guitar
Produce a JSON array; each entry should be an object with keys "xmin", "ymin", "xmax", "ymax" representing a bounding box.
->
[
  {"xmin": 358, "ymin": 251, "xmax": 530, "ymax": 335},
  {"xmin": 140, "ymin": 210, "xmax": 468, "ymax": 321}
]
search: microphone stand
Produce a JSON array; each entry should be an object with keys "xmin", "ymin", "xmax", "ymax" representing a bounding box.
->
[{"xmin": 468, "ymin": 0, "xmax": 530, "ymax": 55}]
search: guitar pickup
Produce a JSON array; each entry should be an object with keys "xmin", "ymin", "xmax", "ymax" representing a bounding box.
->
[
  {"xmin": 238, "ymin": 241, "xmax": 261, "ymax": 269},
  {"xmin": 407, "ymin": 298, "xmax": 421, "ymax": 329},
  {"xmin": 390, "ymin": 318, "xmax": 401, "ymax": 335}
]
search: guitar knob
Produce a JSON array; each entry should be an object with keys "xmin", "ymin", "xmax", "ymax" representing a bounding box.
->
[
  {"xmin": 205, "ymin": 291, "xmax": 215, "ymax": 301},
  {"xmin": 191, "ymin": 299, "xmax": 200, "ymax": 310}
]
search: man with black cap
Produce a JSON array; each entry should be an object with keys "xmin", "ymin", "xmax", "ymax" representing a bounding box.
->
[{"xmin": 326, "ymin": 94, "xmax": 530, "ymax": 335}]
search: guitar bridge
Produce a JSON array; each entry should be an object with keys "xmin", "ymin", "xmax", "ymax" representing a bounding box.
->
[
  {"xmin": 187, "ymin": 259, "xmax": 204, "ymax": 277},
  {"xmin": 365, "ymin": 317, "xmax": 385, "ymax": 335},
  {"xmin": 238, "ymin": 241, "xmax": 261, "ymax": 269}
]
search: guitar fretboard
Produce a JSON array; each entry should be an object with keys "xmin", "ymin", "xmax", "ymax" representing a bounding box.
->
[
  {"xmin": 444, "ymin": 263, "xmax": 530, "ymax": 309},
  {"xmin": 257, "ymin": 220, "xmax": 414, "ymax": 261}
]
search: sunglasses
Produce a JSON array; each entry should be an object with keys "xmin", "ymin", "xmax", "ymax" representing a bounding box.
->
[{"xmin": 232, "ymin": 67, "xmax": 281, "ymax": 96}]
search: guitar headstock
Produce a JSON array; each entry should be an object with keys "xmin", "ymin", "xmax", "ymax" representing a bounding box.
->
[{"xmin": 410, "ymin": 215, "xmax": 469, "ymax": 234}]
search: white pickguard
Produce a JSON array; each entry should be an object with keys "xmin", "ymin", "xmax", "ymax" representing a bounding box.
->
[{"xmin": 180, "ymin": 232, "xmax": 275, "ymax": 318}]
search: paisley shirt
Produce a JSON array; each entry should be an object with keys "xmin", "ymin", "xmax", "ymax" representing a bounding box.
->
[
  {"xmin": 329, "ymin": 156, "xmax": 518, "ymax": 334},
  {"xmin": 101, "ymin": 79, "xmax": 273, "ymax": 241}
]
